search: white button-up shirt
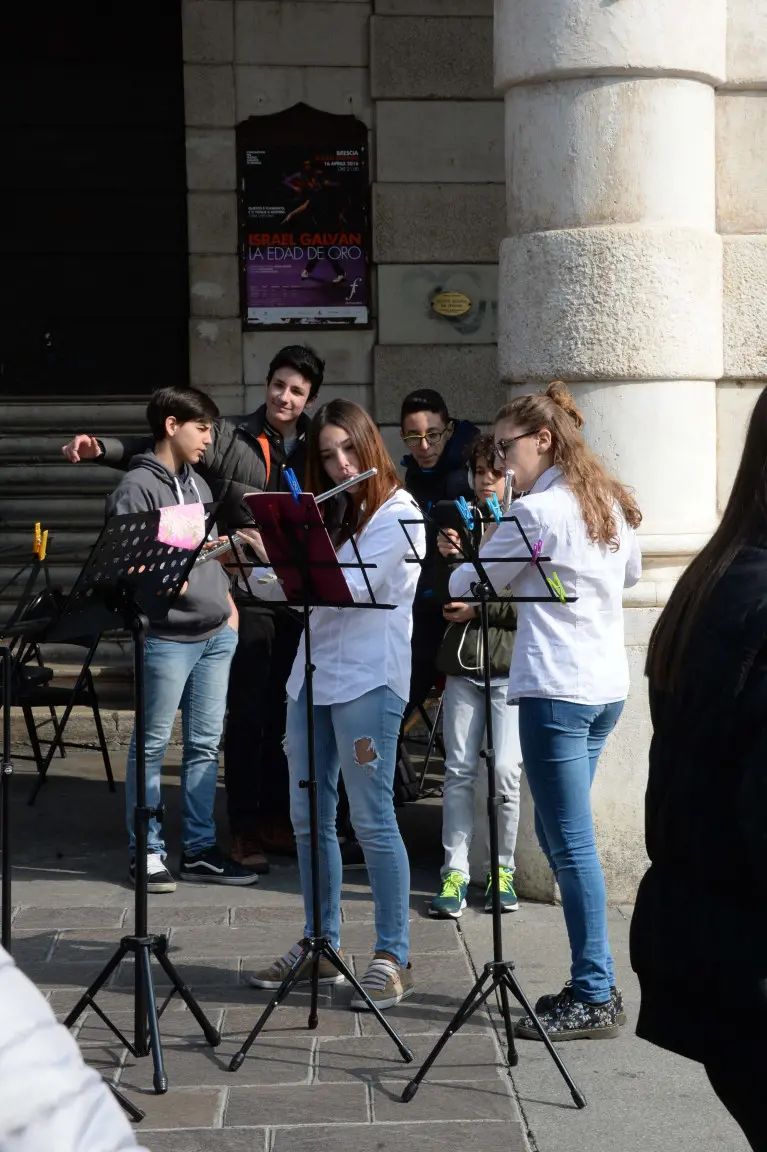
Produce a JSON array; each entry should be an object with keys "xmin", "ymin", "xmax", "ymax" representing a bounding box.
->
[
  {"xmin": 249, "ymin": 488, "xmax": 426, "ymax": 706},
  {"xmin": 449, "ymin": 467, "xmax": 641, "ymax": 705}
]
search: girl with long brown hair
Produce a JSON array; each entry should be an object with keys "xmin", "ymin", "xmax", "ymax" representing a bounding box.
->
[
  {"xmin": 244, "ymin": 400, "xmax": 425, "ymax": 1011},
  {"xmin": 632, "ymin": 385, "xmax": 767, "ymax": 1150},
  {"xmin": 446, "ymin": 382, "xmax": 642, "ymax": 1041}
]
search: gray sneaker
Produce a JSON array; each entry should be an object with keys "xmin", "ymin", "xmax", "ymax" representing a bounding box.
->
[
  {"xmin": 350, "ymin": 956, "xmax": 414, "ymax": 1011},
  {"xmin": 249, "ymin": 942, "xmax": 345, "ymax": 989}
]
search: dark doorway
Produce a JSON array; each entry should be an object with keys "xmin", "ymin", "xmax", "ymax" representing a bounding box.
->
[{"xmin": 0, "ymin": 2, "xmax": 189, "ymax": 396}]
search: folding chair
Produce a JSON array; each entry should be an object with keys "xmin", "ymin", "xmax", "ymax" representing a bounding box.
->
[{"xmin": 0, "ymin": 587, "xmax": 118, "ymax": 804}]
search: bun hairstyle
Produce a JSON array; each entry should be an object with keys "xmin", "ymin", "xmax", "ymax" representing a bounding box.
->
[
  {"xmin": 495, "ymin": 381, "xmax": 641, "ymax": 549},
  {"xmin": 546, "ymin": 381, "xmax": 585, "ymax": 430}
]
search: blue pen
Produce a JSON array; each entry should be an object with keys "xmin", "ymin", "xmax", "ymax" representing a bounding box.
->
[{"xmin": 284, "ymin": 468, "xmax": 302, "ymax": 503}]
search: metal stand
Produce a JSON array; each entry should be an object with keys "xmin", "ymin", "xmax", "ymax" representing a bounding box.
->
[
  {"xmin": 1, "ymin": 646, "xmax": 12, "ymax": 952},
  {"xmin": 228, "ymin": 497, "xmax": 413, "ymax": 1071},
  {"xmin": 0, "ymin": 645, "xmax": 147, "ymax": 1124},
  {"xmin": 43, "ymin": 506, "xmax": 223, "ymax": 1095},
  {"xmin": 397, "ymin": 510, "xmax": 586, "ymax": 1109},
  {"xmin": 64, "ymin": 606, "xmax": 220, "ymax": 1094}
]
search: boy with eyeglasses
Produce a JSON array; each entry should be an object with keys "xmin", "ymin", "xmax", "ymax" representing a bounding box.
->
[{"xmin": 399, "ymin": 389, "xmax": 479, "ymax": 723}]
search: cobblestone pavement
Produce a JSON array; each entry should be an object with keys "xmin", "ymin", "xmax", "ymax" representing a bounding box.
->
[{"xmin": 2, "ymin": 755, "xmax": 749, "ymax": 1152}]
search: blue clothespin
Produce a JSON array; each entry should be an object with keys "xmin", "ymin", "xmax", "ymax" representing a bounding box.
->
[
  {"xmin": 455, "ymin": 496, "xmax": 474, "ymax": 531},
  {"xmin": 284, "ymin": 468, "xmax": 302, "ymax": 503},
  {"xmin": 485, "ymin": 493, "xmax": 502, "ymax": 524},
  {"xmin": 531, "ymin": 538, "xmax": 543, "ymax": 566}
]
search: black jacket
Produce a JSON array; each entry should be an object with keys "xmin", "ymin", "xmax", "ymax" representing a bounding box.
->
[
  {"xmin": 98, "ymin": 404, "xmax": 312, "ymax": 535},
  {"xmin": 402, "ymin": 419, "xmax": 479, "ymax": 606},
  {"xmin": 631, "ymin": 544, "xmax": 767, "ymax": 1062}
]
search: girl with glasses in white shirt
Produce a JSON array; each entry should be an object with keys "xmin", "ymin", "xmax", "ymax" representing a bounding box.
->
[
  {"xmin": 245, "ymin": 400, "xmax": 425, "ymax": 1012},
  {"xmin": 447, "ymin": 382, "xmax": 642, "ymax": 1042}
]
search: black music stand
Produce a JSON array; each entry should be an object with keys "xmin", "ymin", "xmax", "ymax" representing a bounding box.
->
[
  {"xmin": 48, "ymin": 508, "xmax": 222, "ymax": 1097},
  {"xmin": 397, "ymin": 509, "xmax": 587, "ymax": 1109},
  {"xmin": 0, "ymin": 642, "xmax": 144, "ymax": 1124},
  {"xmin": 228, "ymin": 491, "xmax": 414, "ymax": 1072}
]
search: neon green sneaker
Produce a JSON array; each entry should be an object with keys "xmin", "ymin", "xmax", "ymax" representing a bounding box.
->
[
  {"xmin": 429, "ymin": 871, "xmax": 468, "ymax": 919},
  {"xmin": 485, "ymin": 867, "xmax": 518, "ymax": 912}
]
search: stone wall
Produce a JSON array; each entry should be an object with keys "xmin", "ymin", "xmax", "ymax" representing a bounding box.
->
[{"xmin": 182, "ymin": 0, "xmax": 503, "ymax": 451}]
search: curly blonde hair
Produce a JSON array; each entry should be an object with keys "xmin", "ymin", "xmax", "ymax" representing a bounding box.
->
[{"xmin": 495, "ymin": 382, "xmax": 642, "ymax": 549}]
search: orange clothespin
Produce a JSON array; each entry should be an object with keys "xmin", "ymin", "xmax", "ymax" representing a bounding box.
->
[
  {"xmin": 33, "ymin": 522, "xmax": 42, "ymax": 556},
  {"xmin": 38, "ymin": 530, "xmax": 48, "ymax": 562}
]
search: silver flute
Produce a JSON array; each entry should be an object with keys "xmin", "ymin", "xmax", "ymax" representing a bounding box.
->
[{"xmin": 193, "ymin": 467, "xmax": 378, "ymax": 566}]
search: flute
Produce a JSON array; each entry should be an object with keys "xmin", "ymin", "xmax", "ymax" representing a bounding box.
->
[
  {"xmin": 501, "ymin": 470, "xmax": 514, "ymax": 514},
  {"xmin": 194, "ymin": 467, "xmax": 378, "ymax": 566}
]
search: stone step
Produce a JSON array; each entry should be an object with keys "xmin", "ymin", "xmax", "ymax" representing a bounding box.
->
[{"xmin": 0, "ymin": 397, "xmax": 146, "ymax": 433}]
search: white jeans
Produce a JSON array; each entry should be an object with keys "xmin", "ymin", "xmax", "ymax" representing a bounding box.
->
[{"xmin": 441, "ymin": 675, "xmax": 522, "ymax": 879}]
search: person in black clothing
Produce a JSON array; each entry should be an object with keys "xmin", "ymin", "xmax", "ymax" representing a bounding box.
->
[
  {"xmin": 61, "ymin": 345, "xmax": 325, "ymax": 875},
  {"xmin": 633, "ymin": 384, "xmax": 767, "ymax": 1151},
  {"xmin": 399, "ymin": 389, "xmax": 479, "ymax": 721}
]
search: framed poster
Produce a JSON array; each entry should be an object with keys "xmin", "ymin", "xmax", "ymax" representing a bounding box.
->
[{"xmin": 237, "ymin": 104, "xmax": 371, "ymax": 330}]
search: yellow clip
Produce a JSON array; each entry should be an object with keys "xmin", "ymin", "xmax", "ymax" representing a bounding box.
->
[
  {"xmin": 38, "ymin": 529, "xmax": 48, "ymax": 562},
  {"xmin": 547, "ymin": 572, "xmax": 567, "ymax": 603},
  {"xmin": 33, "ymin": 522, "xmax": 42, "ymax": 556}
]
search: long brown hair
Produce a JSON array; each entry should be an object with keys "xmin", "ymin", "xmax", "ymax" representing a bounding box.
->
[
  {"xmin": 647, "ymin": 384, "xmax": 767, "ymax": 692},
  {"xmin": 306, "ymin": 399, "xmax": 401, "ymax": 543},
  {"xmin": 495, "ymin": 382, "xmax": 642, "ymax": 548}
]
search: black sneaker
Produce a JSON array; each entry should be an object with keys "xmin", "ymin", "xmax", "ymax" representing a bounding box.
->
[
  {"xmin": 339, "ymin": 838, "xmax": 367, "ymax": 871},
  {"xmin": 535, "ymin": 981, "xmax": 626, "ymax": 1025},
  {"xmin": 516, "ymin": 984, "xmax": 623, "ymax": 1041},
  {"xmin": 128, "ymin": 853, "xmax": 176, "ymax": 894},
  {"xmin": 179, "ymin": 845, "xmax": 259, "ymax": 886}
]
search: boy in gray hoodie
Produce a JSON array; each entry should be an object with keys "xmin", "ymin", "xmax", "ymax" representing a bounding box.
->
[{"xmin": 106, "ymin": 386, "xmax": 257, "ymax": 892}]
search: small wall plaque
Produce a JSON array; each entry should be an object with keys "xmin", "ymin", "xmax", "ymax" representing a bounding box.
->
[{"xmin": 431, "ymin": 290, "xmax": 472, "ymax": 318}]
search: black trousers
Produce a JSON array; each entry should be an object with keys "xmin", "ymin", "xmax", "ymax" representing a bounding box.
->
[
  {"xmin": 224, "ymin": 601, "xmax": 302, "ymax": 835},
  {"xmin": 706, "ymin": 1048, "xmax": 767, "ymax": 1151},
  {"xmin": 404, "ymin": 604, "xmax": 446, "ymax": 722}
]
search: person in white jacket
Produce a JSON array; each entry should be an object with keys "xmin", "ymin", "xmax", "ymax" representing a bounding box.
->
[
  {"xmin": 0, "ymin": 946, "xmax": 150, "ymax": 1152},
  {"xmin": 446, "ymin": 382, "xmax": 642, "ymax": 1043},
  {"xmin": 241, "ymin": 400, "xmax": 426, "ymax": 1011}
]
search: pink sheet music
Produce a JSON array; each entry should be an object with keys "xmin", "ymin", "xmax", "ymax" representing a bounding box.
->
[{"xmin": 156, "ymin": 503, "xmax": 206, "ymax": 550}]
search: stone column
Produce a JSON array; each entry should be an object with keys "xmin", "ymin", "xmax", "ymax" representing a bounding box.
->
[
  {"xmin": 494, "ymin": 1, "xmax": 726, "ymax": 900},
  {"xmin": 717, "ymin": 1, "xmax": 767, "ymax": 499}
]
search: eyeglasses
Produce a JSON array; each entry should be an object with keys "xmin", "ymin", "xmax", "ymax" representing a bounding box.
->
[
  {"xmin": 401, "ymin": 426, "xmax": 452, "ymax": 449},
  {"xmin": 493, "ymin": 430, "xmax": 541, "ymax": 462}
]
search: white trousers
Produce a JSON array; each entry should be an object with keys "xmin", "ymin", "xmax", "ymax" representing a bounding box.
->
[{"xmin": 441, "ymin": 675, "xmax": 522, "ymax": 879}]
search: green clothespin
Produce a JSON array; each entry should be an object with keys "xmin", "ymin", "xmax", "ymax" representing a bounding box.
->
[{"xmin": 547, "ymin": 572, "xmax": 567, "ymax": 603}]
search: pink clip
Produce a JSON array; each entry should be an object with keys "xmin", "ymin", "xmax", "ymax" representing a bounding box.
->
[{"xmin": 531, "ymin": 538, "xmax": 543, "ymax": 565}]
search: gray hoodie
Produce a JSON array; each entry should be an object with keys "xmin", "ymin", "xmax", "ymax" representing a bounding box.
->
[{"xmin": 104, "ymin": 450, "xmax": 231, "ymax": 642}]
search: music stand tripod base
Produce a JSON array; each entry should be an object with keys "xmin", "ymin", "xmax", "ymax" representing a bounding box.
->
[
  {"xmin": 228, "ymin": 493, "xmax": 414, "ymax": 1072},
  {"xmin": 397, "ymin": 513, "xmax": 587, "ymax": 1111},
  {"xmin": 48, "ymin": 510, "xmax": 222, "ymax": 1095}
]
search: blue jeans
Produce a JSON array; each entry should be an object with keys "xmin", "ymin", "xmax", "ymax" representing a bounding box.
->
[
  {"xmin": 518, "ymin": 697, "xmax": 624, "ymax": 1004},
  {"xmin": 286, "ymin": 685, "xmax": 410, "ymax": 967},
  {"xmin": 125, "ymin": 626, "xmax": 238, "ymax": 857}
]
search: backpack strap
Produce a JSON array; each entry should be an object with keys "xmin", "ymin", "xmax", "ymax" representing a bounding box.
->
[{"xmin": 256, "ymin": 432, "xmax": 271, "ymax": 489}]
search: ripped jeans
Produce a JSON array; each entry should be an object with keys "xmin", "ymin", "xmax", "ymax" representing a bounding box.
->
[{"xmin": 285, "ymin": 684, "xmax": 410, "ymax": 966}]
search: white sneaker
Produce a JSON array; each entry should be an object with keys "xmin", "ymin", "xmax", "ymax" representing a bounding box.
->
[
  {"xmin": 128, "ymin": 853, "xmax": 176, "ymax": 894},
  {"xmin": 350, "ymin": 955, "xmax": 414, "ymax": 1011}
]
